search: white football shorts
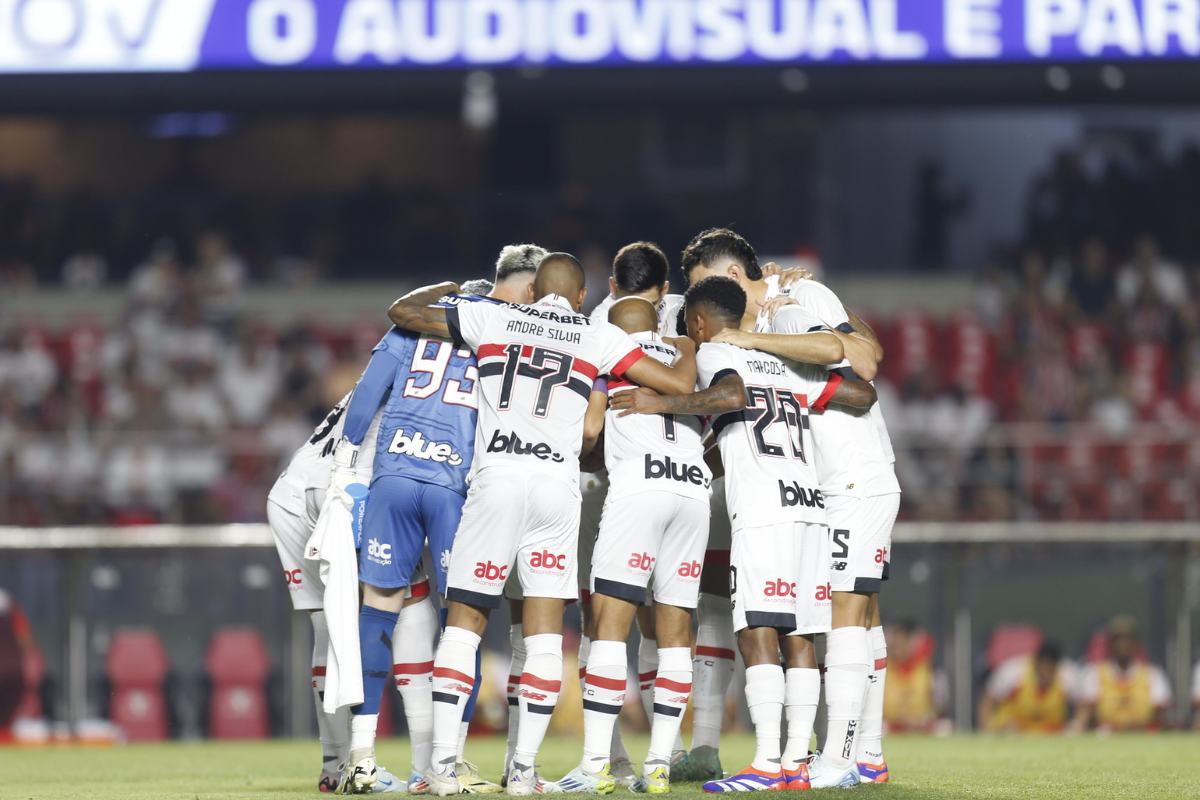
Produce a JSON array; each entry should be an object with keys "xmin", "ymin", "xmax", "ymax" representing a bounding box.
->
[
  {"xmin": 590, "ymin": 490, "xmax": 709, "ymax": 609},
  {"xmin": 730, "ymin": 521, "xmax": 830, "ymax": 634},
  {"xmin": 826, "ymin": 493, "xmax": 900, "ymax": 594},
  {"xmin": 447, "ymin": 467, "xmax": 581, "ymax": 608},
  {"xmin": 269, "ymin": 500, "xmax": 324, "ymax": 611},
  {"xmin": 269, "ymin": 499, "xmax": 430, "ymax": 612},
  {"xmin": 705, "ymin": 475, "xmax": 732, "ymax": 567}
]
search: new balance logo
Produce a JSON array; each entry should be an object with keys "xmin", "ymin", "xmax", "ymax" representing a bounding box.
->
[
  {"xmin": 778, "ymin": 481, "xmax": 825, "ymax": 509},
  {"xmin": 487, "ymin": 430, "xmax": 564, "ymax": 462},
  {"xmin": 388, "ymin": 429, "xmax": 464, "ymax": 465},
  {"xmin": 446, "ymin": 682, "xmax": 474, "ymax": 695},
  {"xmin": 644, "ymin": 455, "xmax": 709, "ymax": 486},
  {"xmin": 519, "ymin": 689, "xmax": 547, "ymax": 701}
]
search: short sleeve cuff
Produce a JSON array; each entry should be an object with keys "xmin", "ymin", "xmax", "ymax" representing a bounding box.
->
[
  {"xmin": 812, "ymin": 373, "xmax": 843, "ymax": 411},
  {"xmin": 708, "ymin": 368, "xmax": 740, "ymax": 390},
  {"xmin": 610, "ymin": 348, "xmax": 645, "ymax": 378}
]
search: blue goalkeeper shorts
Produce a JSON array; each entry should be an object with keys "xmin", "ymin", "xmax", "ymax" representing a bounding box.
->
[{"xmin": 359, "ymin": 475, "xmax": 464, "ymax": 593}]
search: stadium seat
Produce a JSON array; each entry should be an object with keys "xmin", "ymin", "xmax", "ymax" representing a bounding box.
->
[
  {"xmin": 985, "ymin": 625, "xmax": 1043, "ymax": 671},
  {"xmin": 105, "ymin": 629, "xmax": 170, "ymax": 741},
  {"xmin": 1139, "ymin": 478, "xmax": 1195, "ymax": 520},
  {"xmin": 205, "ymin": 629, "xmax": 271, "ymax": 739}
]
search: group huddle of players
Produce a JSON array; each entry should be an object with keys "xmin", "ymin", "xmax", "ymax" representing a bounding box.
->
[{"xmin": 267, "ymin": 228, "xmax": 900, "ymax": 796}]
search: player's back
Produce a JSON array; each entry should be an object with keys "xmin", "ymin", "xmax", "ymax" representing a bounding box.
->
[
  {"xmin": 373, "ymin": 294, "xmax": 497, "ymax": 496},
  {"xmin": 762, "ymin": 285, "xmax": 900, "ymax": 498},
  {"xmin": 590, "ymin": 293, "xmax": 685, "ymax": 337},
  {"xmin": 605, "ymin": 331, "xmax": 709, "ymax": 502},
  {"xmin": 698, "ymin": 341, "xmax": 832, "ymax": 528},
  {"xmin": 450, "ymin": 294, "xmax": 644, "ymax": 489}
]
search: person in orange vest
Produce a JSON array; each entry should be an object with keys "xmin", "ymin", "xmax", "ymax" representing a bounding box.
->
[
  {"xmin": 980, "ymin": 643, "xmax": 1077, "ymax": 733},
  {"xmin": 881, "ymin": 621, "xmax": 948, "ymax": 733},
  {"xmin": 1072, "ymin": 616, "xmax": 1171, "ymax": 732}
]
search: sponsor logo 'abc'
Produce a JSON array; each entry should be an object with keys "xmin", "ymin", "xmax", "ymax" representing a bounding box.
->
[
  {"xmin": 530, "ymin": 551, "xmax": 566, "ymax": 570},
  {"xmin": 284, "ymin": 568, "xmax": 302, "ymax": 586},
  {"xmin": 628, "ymin": 552, "xmax": 656, "ymax": 571},
  {"xmin": 815, "ymin": 583, "xmax": 832, "ymax": 601},
  {"xmin": 764, "ymin": 578, "xmax": 796, "ymax": 597},
  {"xmin": 474, "ymin": 561, "xmax": 508, "ymax": 581},
  {"xmin": 677, "ymin": 560, "xmax": 702, "ymax": 578}
]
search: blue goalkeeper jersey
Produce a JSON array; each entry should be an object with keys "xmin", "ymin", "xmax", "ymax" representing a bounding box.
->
[{"xmin": 369, "ymin": 294, "xmax": 499, "ymax": 496}]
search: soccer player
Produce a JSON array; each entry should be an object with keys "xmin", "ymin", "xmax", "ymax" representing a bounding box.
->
[
  {"xmin": 336, "ymin": 251, "xmax": 541, "ymax": 794},
  {"xmin": 555, "ymin": 297, "xmax": 711, "ymax": 795},
  {"xmin": 681, "ymin": 229, "xmax": 897, "ymax": 785},
  {"xmin": 268, "ymin": 394, "xmax": 430, "ymax": 793},
  {"xmin": 1072, "ymin": 616, "xmax": 1171, "ymax": 732},
  {"xmin": 583, "ymin": 242, "xmax": 684, "ymax": 784},
  {"xmin": 388, "ymin": 254, "xmax": 698, "ymax": 796},
  {"xmin": 612, "ymin": 276, "xmax": 877, "ymax": 793},
  {"xmin": 980, "ymin": 643, "xmax": 1076, "ymax": 733}
]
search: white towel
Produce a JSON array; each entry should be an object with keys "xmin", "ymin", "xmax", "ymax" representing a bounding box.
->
[{"xmin": 305, "ymin": 490, "xmax": 363, "ymax": 713}]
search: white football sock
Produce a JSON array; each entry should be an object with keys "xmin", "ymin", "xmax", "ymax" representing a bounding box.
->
[
  {"xmin": 430, "ymin": 626, "xmax": 481, "ymax": 772},
  {"xmin": 350, "ymin": 712, "xmax": 378, "ymax": 754},
  {"xmin": 457, "ymin": 720, "xmax": 469, "ymax": 763},
  {"xmin": 857, "ymin": 626, "xmax": 887, "ymax": 765},
  {"xmin": 310, "ymin": 611, "xmax": 349, "ymax": 768},
  {"xmin": 637, "ymin": 634, "xmax": 658, "ymax": 723},
  {"xmin": 782, "ymin": 668, "xmax": 820, "ymax": 770},
  {"xmin": 578, "ymin": 635, "xmax": 591, "ymax": 692},
  {"xmin": 822, "ymin": 627, "xmax": 869, "ymax": 768},
  {"xmin": 580, "ymin": 639, "xmax": 626, "ymax": 772},
  {"xmin": 514, "ymin": 633, "xmax": 563, "ymax": 766},
  {"xmin": 691, "ymin": 593, "xmax": 736, "ymax": 751},
  {"xmin": 647, "ymin": 647, "xmax": 691, "ymax": 770},
  {"xmin": 505, "ymin": 624, "xmax": 526, "ymax": 773},
  {"xmin": 393, "ymin": 600, "xmax": 437, "ymax": 774},
  {"xmin": 744, "ymin": 664, "xmax": 784, "ymax": 773}
]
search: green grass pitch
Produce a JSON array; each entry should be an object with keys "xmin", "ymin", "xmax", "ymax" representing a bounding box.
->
[{"xmin": 2, "ymin": 733, "xmax": 1196, "ymax": 800}]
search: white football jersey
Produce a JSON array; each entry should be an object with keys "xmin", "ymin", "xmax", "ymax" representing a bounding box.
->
[
  {"xmin": 268, "ymin": 394, "xmax": 383, "ymax": 518},
  {"xmin": 697, "ymin": 342, "xmax": 839, "ymax": 528},
  {"xmin": 605, "ymin": 331, "xmax": 710, "ymax": 503},
  {"xmin": 447, "ymin": 293, "xmax": 645, "ymax": 489},
  {"xmin": 590, "ymin": 293, "xmax": 686, "ymax": 337},
  {"xmin": 759, "ymin": 279, "xmax": 900, "ymax": 499}
]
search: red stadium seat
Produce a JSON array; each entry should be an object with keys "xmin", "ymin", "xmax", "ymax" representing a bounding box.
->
[
  {"xmin": 105, "ymin": 629, "xmax": 170, "ymax": 741},
  {"xmin": 985, "ymin": 625, "xmax": 1043, "ymax": 671},
  {"xmin": 15, "ymin": 638, "xmax": 45, "ymax": 722},
  {"xmin": 944, "ymin": 312, "xmax": 997, "ymax": 397},
  {"xmin": 1124, "ymin": 343, "xmax": 1169, "ymax": 413},
  {"xmin": 1139, "ymin": 478, "xmax": 1195, "ymax": 520},
  {"xmin": 206, "ymin": 629, "xmax": 271, "ymax": 739}
]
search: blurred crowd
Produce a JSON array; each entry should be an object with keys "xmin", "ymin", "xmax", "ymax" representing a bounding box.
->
[{"xmin": 5, "ymin": 137, "xmax": 1200, "ymax": 525}]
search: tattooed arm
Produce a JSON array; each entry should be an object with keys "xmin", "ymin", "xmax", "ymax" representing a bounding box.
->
[
  {"xmin": 387, "ymin": 281, "xmax": 459, "ymax": 337},
  {"xmin": 608, "ymin": 373, "xmax": 747, "ymax": 418},
  {"xmin": 830, "ymin": 377, "xmax": 877, "ymax": 410}
]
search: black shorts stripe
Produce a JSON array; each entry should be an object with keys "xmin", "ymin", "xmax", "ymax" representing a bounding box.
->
[
  {"xmin": 583, "ymin": 699, "xmax": 621, "ymax": 715},
  {"xmin": 853, "ymin": 577, "xmax": 882, "ymax": 594},
  {"xmin": 744, "ymin": 610, "xmax": 797, "ymax": 632},
  {"xmin": 653, "ymin": 703, "xmax": 683, "ymax": 718},
  {"xmin": 433, "ymin": 692, "xmax": 461, "ymax": 705},
  {"xmin": 507, "ymin": 696, "xmax": 518, "ymax": 706},
  {"xmin": 594, "ymin": 577, "xmax": 647, "ymax": 605},
  {"xmin": 526, "ymin": 702, "xmax": 556, "ymax": 716},
  {"xmin": 446, "ymin": 587, "xmax": 502, "ymax": 610},
  {"xmin": 881, "ymin": 561, "xmax": 890, "ymax": 581}
]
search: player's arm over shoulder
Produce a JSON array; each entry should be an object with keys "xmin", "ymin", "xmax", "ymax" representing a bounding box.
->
[
  {"xmin": 387, "ymin": 281, "xmax": 460, "ymax": 339},
  {"xmin": 611, "ymin": 347, "xmax": 746, "ymax": 418},
  {"xmin": 826, "ymin": 373, "xmax": 877, "ymax": 410},
  {"xmin": 617, "ymin": 330, "xmax": 697, "ymax": 396}
]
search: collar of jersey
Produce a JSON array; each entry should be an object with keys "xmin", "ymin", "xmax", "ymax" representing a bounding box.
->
[{"xmin": 536, "ymin": 293, "xmax": 576, "ymax": 311}]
